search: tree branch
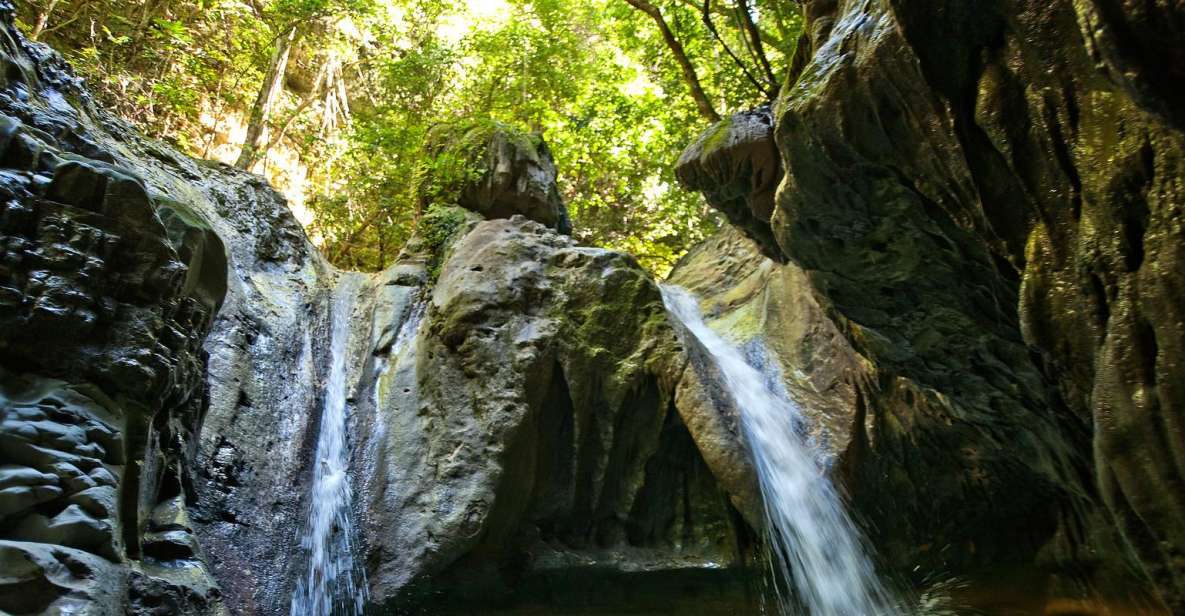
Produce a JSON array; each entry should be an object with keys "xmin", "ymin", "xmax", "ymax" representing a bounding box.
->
[
  {"xmin": 673, "ymin": 0, "xmax": 785, "ymax": 49},
  {"xmin": 701, "ymin": 0, "xmax": 773, "ymax": 99},
  {"xmin": 622, "ymin": 0, "xmax": 720, "ymax": 122},
  {"xmin": 735, "ymin": 0, "xmax": 778, "ymax": 92}
]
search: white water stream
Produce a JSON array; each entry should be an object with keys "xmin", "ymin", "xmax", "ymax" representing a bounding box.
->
[
  {"xmin": 290, "ymin": 274, "xmax": 369, "ymax": 616},
  {"xmin": 660, "ymin": 285, "xmax": 898, "ymax": 616}
]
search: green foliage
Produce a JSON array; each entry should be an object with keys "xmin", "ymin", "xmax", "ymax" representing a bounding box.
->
[
  {"xmin": 417, "ymin": 204, "xmax": 469, "ymax": 281},
  {"xmin": 416, "ymin": 118, "xmax": 535, "ymax": 209},
  {"xmin": 17, "ymin": 0, "xmax": 803, "ymax": 275}
]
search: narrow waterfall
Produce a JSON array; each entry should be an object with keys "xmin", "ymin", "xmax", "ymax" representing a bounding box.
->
[
  {"xmin": 291, "ymin": 274, "xmax": 369, "ymax": 616},
  {"xmin": 660, "ymin": 285, "xmax": 897, "ymax": 616}
]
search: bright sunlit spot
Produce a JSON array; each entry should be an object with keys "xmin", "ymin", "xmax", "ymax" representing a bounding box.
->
[{"xmin": 437, "ymin": 0, "xmax": 511, "ymax": 41}]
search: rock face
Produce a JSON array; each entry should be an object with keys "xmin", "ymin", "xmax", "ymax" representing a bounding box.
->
[
  {"xmin": 0, "ymin": 18, "xmax": 761, "ymax": 611},
  {"xmin": 1, "ymin": 10, "xmax": 229, "ymax": 614},
  {"xmin": 675, "ymin": 107, "xmax": 782, "ymax": 261},
  {"xmin": 190, "ymin": 201, "xmax": 771, "ymax": 614},
  {"xmin": 676, "ymin": 0, "xmax": 1185, "ymax": 610},
  {"xmin": 667, "ymin": 227, "xmax": 871, "ymax": 468},
  {"xmin": 357, "ymin": 214, "xmax": 757, "ymax": 612}
]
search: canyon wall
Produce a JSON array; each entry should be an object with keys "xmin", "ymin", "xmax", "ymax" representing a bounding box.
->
[{"xmin": 678, "ymin": 0, "xmax": 1185, "ymax": 609}]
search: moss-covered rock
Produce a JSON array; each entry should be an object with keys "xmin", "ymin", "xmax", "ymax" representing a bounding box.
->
[
  {"xmin": 419, "ymin": 119, "xmax": 572, "ymax": 233},
  {"xmin": 359, "ymin": 216, "xmax": 762, "ymax": 611},
  {"xmin": 675, "ymin": 107, "xmax": 782, "ymax": 260}
]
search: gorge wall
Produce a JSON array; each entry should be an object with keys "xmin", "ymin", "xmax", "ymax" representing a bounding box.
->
[
  {"xmin": 0, "ymin": 7, "xmax": 233, "ymax": 613},
  {"xmin": 777, "ymin": 0, "xmax": 1185, "ymax": 609},
  {"xmin": 678, "ymin": 0, "xmax": 1185, "ymax": 610}
]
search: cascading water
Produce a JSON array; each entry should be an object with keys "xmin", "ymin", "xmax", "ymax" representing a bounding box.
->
[
  {"xmin": 660, "ymin": 285, "xmax": 898, "ymax": 616},
  {"xmin": 291, "ymin": 274, "xmax": 369, "ymax": 616}
]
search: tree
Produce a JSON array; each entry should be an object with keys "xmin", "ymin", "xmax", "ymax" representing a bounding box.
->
[
  {"xmin": 623, "ymin": 0, "xmax": 800, "ymax": 106},
  {"xmin": 16, "ymin": 0, "xmax": 801, "ymax": 274},
  {"xmin": 236, "ymin": 25, "xmax": 297, "ymax": 169},
  {"xmin": 234, "ymin": 0, "xmax": 373, "ymax": 170},
  {"xmin": 621, "ymin": 0, "xmax": 720, "ymax": 122}
]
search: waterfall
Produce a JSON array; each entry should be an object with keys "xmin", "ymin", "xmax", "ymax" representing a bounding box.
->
[
  {"xmin": 660, "ymin": 285, "xmax": 897, "ymax": 616},
  {"xmin": 291, "ymin": 274, "xmax": 369, "ymax": 616}
]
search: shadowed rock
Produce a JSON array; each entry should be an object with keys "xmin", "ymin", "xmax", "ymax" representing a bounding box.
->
[
  {"xmin": 676, "ymin": 106, "xmax": 782, "ymax": 260},
  {"xmin": 758, "ymin": 0, "xmax": 1185, "ymax": 609}
]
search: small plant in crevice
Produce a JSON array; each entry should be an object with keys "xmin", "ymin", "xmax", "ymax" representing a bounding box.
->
[{"xmin": 416, "ymin": 204, "xmax": 467, "ymax": 283}]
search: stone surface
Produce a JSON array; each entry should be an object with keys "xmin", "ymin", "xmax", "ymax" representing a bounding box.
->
[
  {"xmin": 0, "ymin": 540, "xmax": 126, "ymax": 615},
  {"xmin": 667, "ymin": 226, "xmax": 871, "ymax": 467},
  {"xmin": 356, "ymin": 216, "xmax": 757, "ymax": 612},
  {"xmin": 420, "ymin": 120, "xmax": 573, "ymax": 233},
  {"xmin": 0, "ymin": 8, "xmax": 232, "ymax": 614},
  {"xmin": 671, "ymin": 0, "xmax": 1185, "ymax": 609},
  {"xmin": 676, "ymin": 107, "xmax": 782, "ymax": 260}
]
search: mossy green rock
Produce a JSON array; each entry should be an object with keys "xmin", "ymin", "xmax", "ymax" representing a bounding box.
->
[
  {"xmin": 360, "ymin": 216, "xmax": 761, "ymax": 612},
  {"xmin": 420, "ymin": 119, "xmax": 572, "ymax": 234},
  {"xmin": 675, "ymin": 107, "xmax": 781, "ymax": 260}
]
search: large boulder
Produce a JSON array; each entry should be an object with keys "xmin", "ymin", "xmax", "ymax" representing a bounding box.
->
[
  {"xmin": 420, "ymin": 120, "xmax": 572, "ymax": 234},
  {"xmin": 666, "ymin": 227, "xmax": 871, "ymax": 467},
  {"xmin": 676, "ymin": 107, "xmax": 782, "ymax": 260},
  {"xmin": 357, "ymin": 215, "xmax": 759, "ymax": 612}
]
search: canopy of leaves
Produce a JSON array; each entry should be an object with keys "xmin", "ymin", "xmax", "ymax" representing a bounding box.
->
[{"xmin": 16, "ymin": 0, "xmax": 802, "ymax": 274}]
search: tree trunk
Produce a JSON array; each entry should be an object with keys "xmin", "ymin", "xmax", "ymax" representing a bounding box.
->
[
  {"xmin": 30, "ymin": 0, "xmax": 61, "ymax": 41},
  {"xmin": 623, "ymin": 0, "xmax": 721, "ymax": 122},
  {"xmin": 235, "ymin": 26, "xmax": 297, "ymax": 170}
]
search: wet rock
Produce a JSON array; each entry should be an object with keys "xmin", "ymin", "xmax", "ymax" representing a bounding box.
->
[
  {"xmin": 127, "ymin": 566, "xmax": 225, "ymax": 616},
  {"xmin": 667, "ymin": 227, "xmax": 869, "ymax": 461},
  {"xmin": 0, "ymin": 540, "xmax": 126, "ymax": 615},
  {"xmin": 0, "ymin": 483, "xmax": 61, "ymax": 516},
  {"xmin": 69, "ymin": 485, "xmax": 117, "ymax": 519},
  {"xmin": 357, "ymin": 215, "xmax": 759, "ymax": 611},
  {"xmin": 13, "ymin": 504, "xmax": 118, "ymax": 560},
  {"xmin": 1, "ymin": 11, "xmax": 228, "ymax": 615},
  {"xmin": 677, "ymin": 0, "xmax": 1185, "ymax": 609}
]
